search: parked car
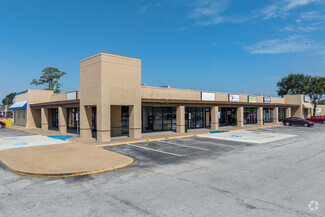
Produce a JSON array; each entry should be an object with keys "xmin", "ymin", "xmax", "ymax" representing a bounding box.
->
[
  {"xmin": 0, "ymin": 120, "xmax": 5, "ymax": 128},
  {"xmin": 0, "ymin": 115, "xmax": 3, "ymax": 118},
  {"xmin": 306, "ymin": 116, "xmax": 325, "ymax": 124},
  {"xmin": 283, "ymin": 117, "xmax": 314, "ymax": 127}
]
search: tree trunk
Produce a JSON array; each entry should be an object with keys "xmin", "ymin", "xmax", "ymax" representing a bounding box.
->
[{"xmin": 313, "ymin": 102, "xmax": 317, "ymax": 116}]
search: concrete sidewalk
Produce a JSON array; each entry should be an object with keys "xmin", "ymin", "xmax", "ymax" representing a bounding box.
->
[
  {"xmin": 0, "ymin": 142, "xmax": 133, "ymax": 177},
  {"xmin": 8, "ymin": 123, "xmax": 283, "ymax": 147}
]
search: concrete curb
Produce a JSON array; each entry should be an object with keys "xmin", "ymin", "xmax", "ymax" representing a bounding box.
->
[{"xmin": 0, "ymin": 158, "xmax": 134, "ymax": 178}]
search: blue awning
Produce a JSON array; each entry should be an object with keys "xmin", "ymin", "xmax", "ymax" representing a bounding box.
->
[{"xmin": 9, "ymin": 101, "xmax": 27, "ymax": 110}]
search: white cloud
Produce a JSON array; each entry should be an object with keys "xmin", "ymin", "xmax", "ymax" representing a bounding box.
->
[
  {"xmin": 260, "ymin": 0, "xmax": 322, "ymax": 20},
  {"xmin": 190, "ymin": 0, "xmax": 251, "ymax": 25},
  {"xmin": 245, "ymin": 36, "xmax": 313, "ymax": 54},
  {"xmin": 284, "ymin": 0, "xmax": 318, "ymax": 11},
  {"xmin": 190, "ymin": 0, "xmax": 229, "ymax": 25},
  {"xmin": 300, "ymin": 10, "xmax": 325, "ymax": 20},
  {"xmin": 136, "ymin": 5, "xmax": 151, "ymax": 15},
  {"xmin": 283, "ymin": 25, "xmax": 319, "ymax": 32},
  {"xmin": 189, "ymin": 0, "xmax": 324, "ymax": 25}
]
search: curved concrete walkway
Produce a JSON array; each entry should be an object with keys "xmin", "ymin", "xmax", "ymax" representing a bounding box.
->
[{"xmin": 0, "ymin": 143, "xmax": 134, "ymax": 177}]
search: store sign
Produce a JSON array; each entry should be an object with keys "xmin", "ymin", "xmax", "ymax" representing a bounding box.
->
[
  {"xmin": 304, "ymin": 95, "xmax": 310, "ymax": 102},
  {"xmin": 316, "ymin": 108, "xmax": 322, "ymax": 115},
  {"xmin": 263, "ymin": 97, "xmax": 271, "ymax": 103},
  {"xmin": 201, "ymin": 92, "xmax": 215, "ymax": 101},
  {"xmin": 67, "ymin": 91, "xmax": 77, "ymax": 100},
  {"xmin": 248, "ymin": 96, "xmax": 257, "ymax": 103},
  {"xmin": 229, "ymin": 94, "xmax": 240, "ymax": 102}
]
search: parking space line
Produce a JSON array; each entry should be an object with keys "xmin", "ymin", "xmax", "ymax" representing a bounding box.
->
[
  {"xmin": 157, "ymin": 141, "xmax": 210, "ymax": 151},
  {"xmin": 126, "ymin": 144, "xmax": 183, "ymax": 157}
]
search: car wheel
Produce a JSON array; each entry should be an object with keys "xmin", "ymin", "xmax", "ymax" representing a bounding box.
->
[
  {"xmin": 323, "ymin": 120, "xmax": 325, "ymax": 124},
  {"xmin": 0, "ymin": 124, "xmax": 3, "ymax": 129},
  {"xmin": 304, "ymin": 123, "xmax": 309, "ymax": 127},
  {"xmin": 285, "ymin": 122, "xmax": 290, "ymax": 126}
]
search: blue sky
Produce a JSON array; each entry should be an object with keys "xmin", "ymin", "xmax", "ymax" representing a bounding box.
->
[{"xmin": 1, "ymin": 0, "xmax": 325, "ymax": 101}]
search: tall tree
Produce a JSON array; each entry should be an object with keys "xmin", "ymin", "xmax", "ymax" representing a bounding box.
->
[
  {"xmin": 277, "ymin": 74, "xmax": 325, "ymax": 116},
  {"xmin": 276, "ymin": 73, "xmax": 309, "ymax": 96},
  {"xmin": 2, "ymin": 92, "xmax": 16, "ymax": 106},
  {"xmin": 31, "ymin": 67, "xmax": 66, "ymax": 93},
  {"xmin": 307, "ymin": 76, "xmax": 325, "ymax": 116}
]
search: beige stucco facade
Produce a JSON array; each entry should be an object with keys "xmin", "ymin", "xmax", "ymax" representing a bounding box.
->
[
  {"xmin": 316, "ymin": 105, "xmax": 325, "ymax": 116},
  {"xmin": 11, "ymin": 52, "xmax": 316, "ymax": 142}
]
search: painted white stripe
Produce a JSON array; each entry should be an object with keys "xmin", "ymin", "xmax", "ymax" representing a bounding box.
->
[
  {"xmin": 157, "ymin": 141, "xmax": 210, "ymax": 151},
  {"xmin": 127, "ymin": 144, "xmax": 183, "ymax": 157}
]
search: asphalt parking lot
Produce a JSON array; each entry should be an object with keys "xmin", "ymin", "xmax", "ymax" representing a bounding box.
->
[
  {"xmin": 0, "ymin": 127, "xmax": 32, "ymax": 138},
  {"xmin": 0, "ymin": 124, "xmax": 324, "ymax": 217}
]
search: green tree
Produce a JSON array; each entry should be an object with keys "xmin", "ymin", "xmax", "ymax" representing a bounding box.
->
[
  {"xmin": 276, "ymin": 73, "xmax": 309, "ymax": 96},
  {"xmin": 31, "ymin": 67, "xmax": 66, "ymax": 93},
  {"xmin": 2, "ymin": 92, "xmax": 16, "ymax": 106},
  {"xmin": 318, "ymin": 99, "xmax": 325, "ymax": 105},
  {"xmin": 277, "ymin": 74, "xmax": 325, "ymax": 116},
  {"xmin": 306, "ymin": 76, "xmax": 325, "ymax": 116}
]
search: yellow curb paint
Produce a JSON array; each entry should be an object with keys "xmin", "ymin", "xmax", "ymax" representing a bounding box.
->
[
  {"xmin": 0, "ymin": 158, "xmax": 134, "ymax": 178},
  {"xmin": 96, "ymin": 140, "xmax": 148, "ymax": 148}
]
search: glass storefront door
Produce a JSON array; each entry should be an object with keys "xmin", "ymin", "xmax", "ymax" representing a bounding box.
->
[
  {"xmin": 142, "ymin": 106, "xmax": 176, "ymax": 133},
  {"xmin": 263, "ymin": 108, "xmax": 273, "ymax": 123},
  {"xmin": 67, "ymin": 108, "xmax": 80, "ymax": 134},
  {"xmin": 303, "ymin": 108, "xmax": 308, "ymax": 119},
  {"xmin": 52, "ymin": 108, "xmax": 59, "ymax": 128},
  {"xmin": 121, "ymin": 106, "xmax": 129, "ymax": 135},
  {"xmin": 278, "ymin": 108, "xmax": 285, "ymax": 122},
  {"xmin": 219, "ymin": 107, "xmax": 237, "ymax": 126},
  {"xmin": 185, "ymin": 107, "xmax": 211, "ymax": 130},
  {"xmin": 244, "ymin": 108, "xmax": 257, "ymax": 124}
]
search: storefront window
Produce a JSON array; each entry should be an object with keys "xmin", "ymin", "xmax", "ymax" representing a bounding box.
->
[
  {"xmin": 263, "ymin": 108, "xmax": 273, "ymax": 123},
  {"xmin": 244, "ymin": 108, "xmax": 257, "ymax": 124},
  {"xmin": 185, "ymin": 107, "xmax": 211, "ymax": 130},
  {"xmin": 219, "ymin": 107, "xmax": 237, "ymax": 126},
  {"xmin": 142, "ymin": 106, "xmax": 176, "ymax": 133}
]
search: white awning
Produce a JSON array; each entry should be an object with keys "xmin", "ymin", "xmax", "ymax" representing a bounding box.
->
[{"xmin": 9, "ymin": 101, "xmax": 27, "ymax": 110}]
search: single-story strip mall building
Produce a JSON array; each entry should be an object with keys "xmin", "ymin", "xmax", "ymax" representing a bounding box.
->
[{"xmin": 10, "ymin": 52, "xmax": 318, "ymax": 142}]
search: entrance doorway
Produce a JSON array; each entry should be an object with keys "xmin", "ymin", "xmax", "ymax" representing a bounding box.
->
[
  {"xmin": 50, "ymin": 108, "xmax": 59, "ymax": 130},
  {"xmin": 92, "ymin": 107, "xmax": 97, "ymax": 138},
  {"xmin": 278, "ymin": 108, "xmax": 285, "ymax": 122},
  {"xmin": 67, "ymin": 108, "xmax": 80, "ymax": 134},
  {"xmin": 304, "ymin": 108, "xmax": 309, "ymax": 119},
  {"xmin": 121, "ymin": 106, "xmax": 129, "ymax": 135}
]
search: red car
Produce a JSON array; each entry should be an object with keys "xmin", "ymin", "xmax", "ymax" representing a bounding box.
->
[
  {"xmin": 0, "ymin": 120, "xmax": 5, "ymax": 128},
  {"xmin": 283, "ymin": 117, "xmax": 314, "ymax": 127},
  {"xmin": 306, "ymin": 116, "xmax": 325, "ymax": 124},
  {"xmin": 0, "ymin": 115, "xmax": 3, "ymax": 118}
]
